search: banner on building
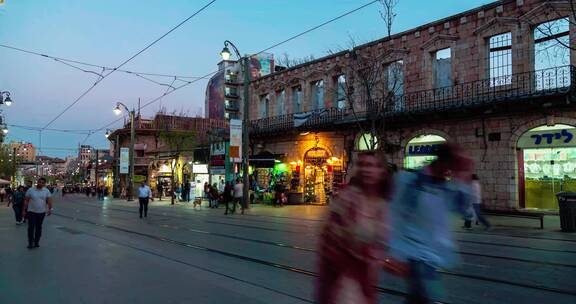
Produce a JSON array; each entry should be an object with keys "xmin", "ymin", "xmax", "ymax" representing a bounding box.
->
[
  {"xmin": 229, "ymin": 119, "xmax": 242, "ymax": 163},
  {"xmin": 120, "ymin": 147, "xmax": 129, "ymax": 174},
  {"xmin": 293, "ymin": 109, "xmax": 327, "ymax": 128}
]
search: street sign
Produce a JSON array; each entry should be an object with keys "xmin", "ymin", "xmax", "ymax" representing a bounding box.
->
[
  {"xmin": 229, "ymin": 119, "xmax": 242, "ymax": 163},
  {"xmin": 120, "ymin": 147, "xmax": 129, "ymax": 174}
]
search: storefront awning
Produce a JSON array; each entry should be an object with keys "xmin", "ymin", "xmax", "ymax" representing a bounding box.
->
[{"xmin": 249, "ymin": 152, "xmax": 286, "ymax": 168}]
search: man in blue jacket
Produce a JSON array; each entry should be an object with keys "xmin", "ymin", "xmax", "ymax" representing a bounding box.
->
[{"xmin": 388, "ymin": 143, "xmax": 474, "ymax": 304}]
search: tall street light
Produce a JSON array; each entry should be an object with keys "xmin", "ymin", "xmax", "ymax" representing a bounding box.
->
[
  {"xmin": 220, "ymin": 40, "xmax": 250, "ymax": 209},
  {"xmin": 113, "ymin": 102, "xmax": 135, "ymax": 201}
]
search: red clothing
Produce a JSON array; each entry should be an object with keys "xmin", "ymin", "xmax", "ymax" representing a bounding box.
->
[{"xmin": 316, "ymin": 185, "xmax": 388, "ymax": 304}]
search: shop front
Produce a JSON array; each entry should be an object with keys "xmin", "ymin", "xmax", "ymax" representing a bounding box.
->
[
  {"xmin": 248, "ymin": 152, "xmax": 288, "ymax": 204},
  {"xmin": 518, "ymin": 124, "xmax": 576, "ymax": 210},
  {"xmin": 302, "ymin": 147, "xmax": 343, "ymax": 205},
  {"xmin": 404, "ymin": 134, "xmax": 447, "ymax": 170}
]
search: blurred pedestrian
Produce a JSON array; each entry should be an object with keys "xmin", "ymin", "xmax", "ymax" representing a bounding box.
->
[
  {"xmin": 0, "ymin": 187, "xmax": 6, "ymax": 202},
  {"xmin": 203, "ymin": 182, "xmax": 210, "ymax": 203},
  {"xmin": 7, "ymin": 186, "xmax": 26, "ymax": 224},
  {"xmin": 233, "ymin": 178, "xmax": 244, "ymax": 214},
  {"xmin": 184, "ymin": 182, "xmax": 191, "ymax": 202},
  {"xmin": 23, "ymin": 178, "xmax": 53, "ymax": 249},
  {"xmin": 157, "ymin": 182, "xmax": 164, "ymax": 201},
  {"xmin": 464, "ymin": 174, "xmax": 491, "ymax": 230},
  {"xmin": 209, "ymin": 183, "xmax": 219, "ymax": 208},
  {"xmin": 223, "ymin": 181, "xmax": 233, "ymax": 215},
  {"xmin": 388, "ymin": 143, "xmax": 474, "ymax": 304},
  {"xmin": 138, "ymin": 181, "xmax": 153, "ymax": 219},
  {"xmin": 316, "ymin": 152, "xmax": 392, "ymax": 304}
]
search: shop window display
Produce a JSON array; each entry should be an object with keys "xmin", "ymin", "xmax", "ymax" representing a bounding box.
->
[
  {"xmin": 520, "ymin": 125, "xmax": 576, "ymax": 210},
  {"xmin": 404, "ymin": 134, "xmax": 446, "ymax": 170}
]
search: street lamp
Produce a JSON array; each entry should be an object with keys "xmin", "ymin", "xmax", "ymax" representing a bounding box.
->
[
  {"xmin": 0, "ymin": 91, "xmax": 13, "ymax": 106},
  {"xmin": 220, "ymin": 40, "xmax": 250, "ymax": 209},
  {"xmin": 105, "ymin": 129, "xmax": 112, "ymax": 138},
  {"xmin": 113, "ymin": 102, "xmax": 136, "ymax": 201},
  {"xmin": 2, "ymin": 125, "xmax": 8, "ymax": 135}
]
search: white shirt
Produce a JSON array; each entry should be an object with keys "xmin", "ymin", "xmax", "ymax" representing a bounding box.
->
[
  {"xmin": 233, "ymin": 183, "xmax": 243, "ymax": 198},
  {"xmin": 471, "ymin": 181, "xmax": 482, "ymax": 205},
  {"xmin": 26, "ymin": 187, "xmax": 52, "ymax": 213},
  {"xmin": 138, "ymin": 185, "xmax": 152, "ymax": 198}
]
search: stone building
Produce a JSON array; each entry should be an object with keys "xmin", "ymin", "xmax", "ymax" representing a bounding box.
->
[{"xmin": 239, "ymin": 0, "xmax": 576, "ymax": 210}]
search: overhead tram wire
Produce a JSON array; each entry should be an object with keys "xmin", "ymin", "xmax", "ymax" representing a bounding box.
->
[
  {"xmin": 87, "ymin": 0, "xmax": 381, "ymax": 138},
  {"xmin": 39, "ymin": 0, "xmax": 218, "ymax": 130},
  {"xmin": 0, "ymin": 44, "xmax": 204, "ymax": 80}
]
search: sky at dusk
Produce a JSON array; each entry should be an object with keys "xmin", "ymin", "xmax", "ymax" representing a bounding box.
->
[{"xmin": 0, "ymin": 0, "xmax": 490, "ymax": 158}]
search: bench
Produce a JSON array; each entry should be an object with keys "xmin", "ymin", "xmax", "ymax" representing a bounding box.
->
[{"xmin": 483, "ymin": 211, "xmax": 545, "ymax": 229}]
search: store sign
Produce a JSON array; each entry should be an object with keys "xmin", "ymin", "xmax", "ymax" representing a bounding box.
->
[
  {"xmin": 210, "ymin": 168, "xmax": 226, "ymax": 175},
  {"xmin": 192, "ymin": 164, "xmax": 208, "ymax": 174},
  {"xmin": 519, "ymin": 129, "xmax": 576, "ymax": 149},
  {"xmin": 211, "ymin": 142, "xmax": 226, "ymax": 156},
  {"xmin": 230, "ymin": 119, "xmax": 242, "ymax": 163},
  {"xmin": 407, "ymin": 143, "xmax": 441, "ymax": 156},
  {"xmin": 119, "ymin": 148, "xmax": 129, "ymax": 174},
  {"xmin": 210, "ymin": 154, "xmax": 226, "ymax": 167}
]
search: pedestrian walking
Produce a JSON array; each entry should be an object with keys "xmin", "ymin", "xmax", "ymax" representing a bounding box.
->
[
  {"xmin": 7, "ymin": 186, "xmax": 26, "ymax": 224},
  {"xmin": 223, "ymin": 181, "xmax": 233, "ymax": 215},
  {"xmin": 0, "ymin": 187, "xmax": 6, "ymax": 202},
  {"xmin": 138, "ymin": 181, "xmax": 153, "ymax": 218},
  {"xmin": 388, "ymin": 143, "xmax": 474, "ymax": 304},
  {"xmin": 22, "ymin": 178, "xmax": 53, "ymax": 249},
  {"xmin": 157, "ymin": 182, "xmax": 163, "ymax": 201},
  {"xmin": 203, "ymin": 182, "xmax": 210, "ymax": 203},
  {"xmin": 464, "ymin": 174, "xmax": 491, "ymax": 230},
  {"xmin": 233, "ymin": 178, "xmax": 245, "ymax": 214},
  {"xmin": 315, "ymin": 152, "xmax": 393, "ymax": 304},
  {"xmin": 184, "ymin": 182, "xmax": 191, "ymax": 202}
]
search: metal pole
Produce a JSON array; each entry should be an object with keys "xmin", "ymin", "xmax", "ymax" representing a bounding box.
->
[
  {"xmin": 113, "ymin": 134, "xmax": 120, "ymax": 198},
  {"xmin": 95, "ymin": 149, "xmax": 99, "ymax": 187},
  {"xmin": 12, "ymin": 147, "xmax": 16, "ymax": 187},
  {"xmin": 128, "ymin": 110, "xmax": 135, "ymax": 201},
  {"xmin": 242, "ymin": 56, "xmax": 250, "ymax": 209}
]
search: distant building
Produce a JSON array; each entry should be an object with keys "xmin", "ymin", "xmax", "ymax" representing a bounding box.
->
[
  {"xmin": 205, "ymin": 53, "xmax": 275, "ymax": 121},
  {"xmin": 9, "ymin": 141, "xmax": 36, "ymax": 162}
]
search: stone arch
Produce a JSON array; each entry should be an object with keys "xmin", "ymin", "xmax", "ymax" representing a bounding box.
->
[
  {"xmin": 400, "ymin": 128, "xmax": 452, "ymax": 150},
  {"xmin": 509, "ymin": 116, "xmax": 576, "ymax": 149}
]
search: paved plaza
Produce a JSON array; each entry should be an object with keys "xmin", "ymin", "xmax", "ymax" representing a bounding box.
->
[{"xmin": 1, "ymin": 194, "xmax": 576, "ymax": 304}]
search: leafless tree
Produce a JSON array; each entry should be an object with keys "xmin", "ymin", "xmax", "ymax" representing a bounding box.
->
[
  {"xmin": 276, "ymin": 52, "xmax": 316, "ymax": 68},
  {"xmin": 327, "ymin": 0, "xmax": 402, "ymax": 153}
]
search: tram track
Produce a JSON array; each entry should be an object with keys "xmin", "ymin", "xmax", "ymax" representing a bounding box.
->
[
  {"xmin": 68, "ymin": 199, "xmax": 576, "ymax": 255},
  {"xmin": 51, "ymin": 212, "xmax": 408, "ymax": 302},
  {"xmin": 52, "ymin": 207, "xmax": 576, "ymax": 298}
]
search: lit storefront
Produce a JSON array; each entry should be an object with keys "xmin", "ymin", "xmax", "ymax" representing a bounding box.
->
[
  {"xmin": 518, "ymin": 124, "xmax": 576, "ymax": 210},
  {"xmin": 404, "ymin": 134, "xmax": 447, "ymax": 170}
]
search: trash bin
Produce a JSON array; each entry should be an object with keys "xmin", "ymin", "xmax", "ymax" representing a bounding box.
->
[{"xmin": 556, "ymin": 192, "xmax": 576, "ymax": 232}]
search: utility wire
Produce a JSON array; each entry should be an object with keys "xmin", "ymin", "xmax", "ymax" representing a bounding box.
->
[
  {"xmin": 79, "ymin": 0, "xmax": 380, "ymax": 145},
  {"xmin": 40, "ymin": 0, "xmax": 218, "ymax": 130},
  {"xmin": 0, "ymin": 44, "xmax": 203, "ymax": 79}
]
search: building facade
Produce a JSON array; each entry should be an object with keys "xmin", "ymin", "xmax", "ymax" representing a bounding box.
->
[
  {"xmin": 9, "ymin": 141, "xmax": 36, "ymax": 162},
  {"xmin": 108, "ymin": 114, "xmax": 228, "ymax": 197},
  {"xmin": 236, "ymin": 0, "xmax": 576, "ymax": 211}
]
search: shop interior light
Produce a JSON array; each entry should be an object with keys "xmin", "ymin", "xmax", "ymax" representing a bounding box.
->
[
  {"xmin": 300, "ymin": 132, "xmax": 310, "ymax": 136},
  {"xmin": 331, "ymin": 157, "xmax": 339, "ymax": 161},
  {"xmin": 289, "ymin": 161, "xmax": 297, "ymax": 165},
  {"xmin": 274, "ymin": 159, "xmax": 281, "ymax": 163}
]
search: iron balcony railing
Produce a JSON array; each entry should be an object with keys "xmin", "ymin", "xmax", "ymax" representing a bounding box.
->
[{"xmin": 250, "ymin": 65, "xmax": 575, "ymax": 135}]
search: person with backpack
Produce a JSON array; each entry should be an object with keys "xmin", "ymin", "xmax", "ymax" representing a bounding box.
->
[{"xmin": 387, "ymin": 143, "xmax": 474, "ymax": 304}]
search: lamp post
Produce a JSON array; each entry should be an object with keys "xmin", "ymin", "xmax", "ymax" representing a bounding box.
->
[
  {"xmin": 220, "ymin": 40, "xmax": 250, "ymax": 210},
  {"xmin": 113, "ymin": 102, "xmax": 135, "ymax": 201}
]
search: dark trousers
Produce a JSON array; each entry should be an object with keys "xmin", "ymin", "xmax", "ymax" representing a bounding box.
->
[
  {"xmin": 27, "ymin": 212, "xmax": 46, "ymax": 246},
  {"xmin": 405, "ymin": 260, "xmax": 443, "ymax": 304},
  {"xmin": 139, "ymin": 197, "xmax": 149, "ymax": 218},
  {"xmin": 12, "ymin": 205, "xmax": 23, "ymax": 222},
  {"xmin": 464, "ymin": 204, "xmax": 491, "ymax": 228}
]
